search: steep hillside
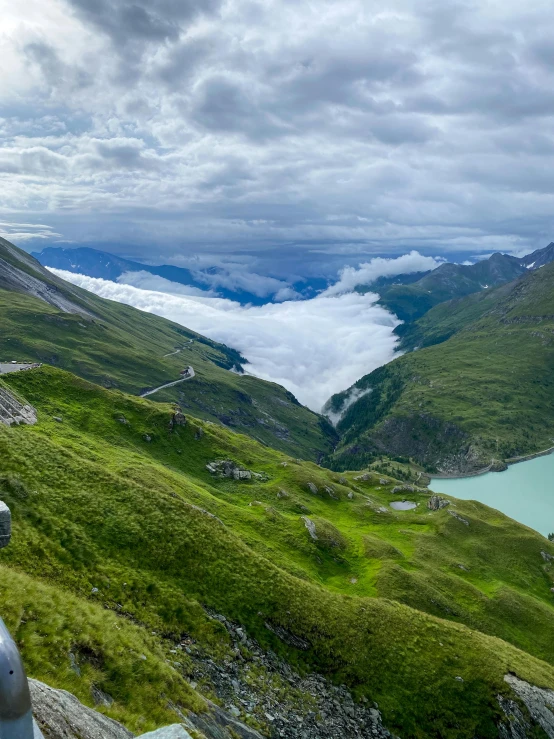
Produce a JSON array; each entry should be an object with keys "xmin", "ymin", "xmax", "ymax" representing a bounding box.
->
[
  {"xmin": 2, "ymin": 366, "xmax": 554, "ymax": 737},
  {"xmin": 0, "ymin": 238, "xmax": 336, "ymax": 460},
  {"xmin": 376, "ymin": 244, "xmax": 554, "ymax": 322},
  {"xmin": 326, "ymin": 262, "xmax": 554, "ymax": 473}
]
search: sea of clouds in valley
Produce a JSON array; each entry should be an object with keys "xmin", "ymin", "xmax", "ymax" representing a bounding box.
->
[{"xmin": 50, "ymin": 252, "xmax": 441, "ymax": 412}]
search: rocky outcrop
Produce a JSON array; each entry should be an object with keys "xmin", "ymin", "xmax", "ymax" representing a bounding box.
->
[
  {"xmin": 139, "ymin": 728, "xmax": 193, "ymax": 739},
  {"xmin": 427, "ymin": 495, "xmax": 450, "ymax": 510},
  {"xmin": 181, "ymin": 612, "xmax": 395, "ymax": 739},
  {"xmin": 0, "ymin": 384, "xmax": 37, "ymax": 427},
  {"xmin": 449, "ymin": 510, "xmax": 469, "ymax": 526},
  {"xmin": 498, "ymin": 674, "xmax": 554, "ymax": 738},
  {"xmin": 301, "ymin": 516, "xmax": 318, "ymax": 540},
  {"xmin": 169, "ymin": 409, "xmax": 187, "ymax": 430},
  {"xmin": 29, "ymin": 679, "xmax": 133, "ymax": 739},
  {"xmin": 206, "ymin": 460, "xmax": 268, "ymax": 482}
]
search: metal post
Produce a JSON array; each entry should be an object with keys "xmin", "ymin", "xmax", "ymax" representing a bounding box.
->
[
  {"xmin": 0, "ymin": 501, "xmax": 42, "ymax": 739},
  {"xmin": 0, "ymin": 617, "xmax": 34, "ymax": 738}
]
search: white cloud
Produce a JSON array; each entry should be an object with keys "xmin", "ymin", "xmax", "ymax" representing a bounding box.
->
[
  {"xmin": 118, "ymin": 270, "xmax": 217, "ymax": 297},
  {"xmin": 323, "ymin": 387, "xmax": 373, "ymax": 426},
  {"xmin": 50, "ymin": 268, "xmax": 400, "ymax": 411},
  {"xmin": 191, "ymin": 265, "xmax": 299, "ymax": 299},
  {"xmin": 2, "ymin": 0, "xmax": 554, "ymax": 259},
  {"xmin": 321, "ymin": 251, "xmax": 445, "ymax": 296}
]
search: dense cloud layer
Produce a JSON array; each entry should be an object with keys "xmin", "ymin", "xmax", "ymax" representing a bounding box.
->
[
  {"xmin": 1, "ymin": 0, "xmax": 554, "ymax": 265},
  {"xmin": 52, "ymin": 268, "xmax": 400, "ymax": 410}
]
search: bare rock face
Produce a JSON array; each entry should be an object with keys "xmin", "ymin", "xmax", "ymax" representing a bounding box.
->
[
  {"xmin": 427, "ymin": 495, "xmax": 450, "ymax": 511},
  {"xmin": 29, "ymin": 679, "xmax": 133, "ymax": 739},
  {"xmin": 301, "ymin": 516, "xmax": 318, "ymax": 541},
  {"xmin": 138, "ymin": 726, "xmax": 193, "ymax": 738},
  {"xmin": 498, "ymin": 674, "xmax": 554, "ymax": 738},
  {"xmin": 0, "ymin": 385, "xmax": 37, "ymax": 427}
]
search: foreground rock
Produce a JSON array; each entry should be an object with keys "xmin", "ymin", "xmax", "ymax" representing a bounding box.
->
[
  {"xmin": 498, "ymin": 674, "xmax": 554, "ymax": 737},
  {"xmin": 178, "ymin": 611, "xmax": 395, "ymax": 739},
  {"xmin": 30, "ymin": 679, "xmax": 133, "ymax": 739}
]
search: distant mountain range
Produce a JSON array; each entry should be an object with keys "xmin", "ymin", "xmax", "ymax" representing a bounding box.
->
[
  {"xmin": 32, "ymin": 246, "xmax": 328, "ymax": 306},
  {"xmin": 376, "ymin": 242, "xmax": 554, "ymax": 322},
  {"xmin": 34, "ymin": 243, "xmax": 554, "ymax": 321}
]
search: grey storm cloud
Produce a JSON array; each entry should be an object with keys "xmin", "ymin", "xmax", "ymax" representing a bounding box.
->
[
  {"xmin": 3, "ymin": 0, "xmax": 554, "ymax": 263},
  {"xmin": 66, "ymin": 0, "xmax": 222, "ymax": 45}
]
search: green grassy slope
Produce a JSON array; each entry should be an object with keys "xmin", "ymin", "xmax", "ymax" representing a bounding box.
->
[
  {"xmin": 327, "ymin": 262, "xmax": 554, "ymax": 473},
  {"xmin": 2, "ymin": 367, "xmax": 554, "ymax": 736},
  {"xmin": 0, "ymin": 238, "xmax": 336, "ymax": 460}
]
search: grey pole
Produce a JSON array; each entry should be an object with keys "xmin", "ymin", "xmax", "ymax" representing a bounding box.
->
[
  {"xmin": 0, "ymin": 501, "xmax": 42, "ymax": 739},
  {"xmin": 0, "ymin": 617, "xmax": 35, "ymax": 738}
]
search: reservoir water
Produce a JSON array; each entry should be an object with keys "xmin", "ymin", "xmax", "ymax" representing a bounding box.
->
[{"xmin": 430, "ymin": 453, "xmax": 554, "ymax": 537}]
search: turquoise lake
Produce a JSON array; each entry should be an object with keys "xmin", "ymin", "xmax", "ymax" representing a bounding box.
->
[{"xmin": 430, "ymin": 453, "xmax": 554, "ymax": 537}]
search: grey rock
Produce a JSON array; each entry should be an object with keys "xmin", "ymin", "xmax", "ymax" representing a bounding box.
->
[
  {"xmin": 301, "ymin": 516, "xmax": 318, "ymax": 541},
  {"xmin": 29, "ymin": 678, "xmax": 133, "ymax": 739},
  {"xmin": 188, "ymin": 700, "xmax": 264, "ymax": 739},
  {"xmin": 497, "ymin": 694, "xmax": 530, "ymax": 739},
  {"xmin": 503, "ymin": 674, "xmax": 554, "ymax": 737},
  {"xmin": 427, "ymin": 495, "xmax": 450, "ymax": 511},
  {"xmin": 117, "ymin": 417, "xmax": 128, "ymax": 425},
  {"xmin": 91, "ymin": 685, "xmax": 113, "ymax": 707},
  {"xmin": 0, "ymin": 386, "xmax": 37, "ymax": 426},
  {"xmin": 206, "ymin": 460, "xmax": 268, "ymax": 482},
  {"xmin": 306, "ymin": 482, "xmax": 318, "ymax": 495},
  {"xmin": 138, "ymin": 726, "xmax": 192, "ymax": 739},
  {"xmin": 143, "ymin": 435, "xmax": 152, "ymax": 443},
  {"xmin": 170, "ymin": 410, "xmax": 187, "ymax": 429},
  {"xmin": 192, "ymin": 611, "xmax": 394, "ymax": 739},
  {"xmin": 53, "ymin": 417, "xmax": 63, "ymax": 423},
  {"xmin": 391, "ymin": 485, "xmax": 414, "ymax": 494},
  {"xmin": 276, "ymin": 489, "xmax": 289, "ymax": 499},
  {"xmin": 264, "ymin": 621, "xmax": 310, "ymax": 651},
  {"xmin": 541, "ymin": 550, "xmax": 554, "ymax": 563},
  {"xmin": 353, "ymin": 473, "xmax": 372, "ymax": 482},
  {"xmin": 68, "ymin": 653, "xmax": 80, "ymax": 677},
  {"xmin": 324, "ymin": 486, "xmax": 338, "ymax": 499},
  {"xmin": 347, "ymin": 492, "xmax": 354, "ymax": 500},
  {"xmin": 448, "ymin": 510, "xmax": 469, "ymax": 526},
  {"xmin": 194, "ymin": 427, "xmax": 204, "ymax": 440},
  {"xmin": 0, "ymin": 501, "xmax": 11, "ymax": 548}
]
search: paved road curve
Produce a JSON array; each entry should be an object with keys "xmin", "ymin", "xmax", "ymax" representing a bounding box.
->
[
  {"xmin": 140, "ymin": 367, "xmax": 195, "ymax": 398},
  {"xmin": 0, "ymin": 363, "xmax": 35, "ymax": 374}
]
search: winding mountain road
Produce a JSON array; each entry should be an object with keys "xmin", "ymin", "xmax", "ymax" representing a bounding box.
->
[
  {"xmin": 163, "ymin": 339, "xmax": 194, "ymax": 358},
  {"xmin": 140, "ymin": 366, "xmax": 195, "ymax": 398}
]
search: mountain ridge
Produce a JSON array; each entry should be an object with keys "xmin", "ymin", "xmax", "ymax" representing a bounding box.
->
[
  {"xmin": 0, "ymin": 237, "xmax": 336, "ymax": 460},
  {"xmin": 325, "ymin": 259, "xmax": 554, "ymax": 473},
  {"xmin": 375, "ymin": 243, "xmax": 554, "ymax": 322}
]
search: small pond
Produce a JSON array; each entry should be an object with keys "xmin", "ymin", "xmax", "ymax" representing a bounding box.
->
[{"xmin": 390, "ymin": 501, "xmax": 417, "ymax": 511}]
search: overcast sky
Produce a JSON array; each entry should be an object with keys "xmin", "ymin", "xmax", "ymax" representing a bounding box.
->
[{"xmin": 2, "ymin": 0, "xmax": 554, "ymax": 275}]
